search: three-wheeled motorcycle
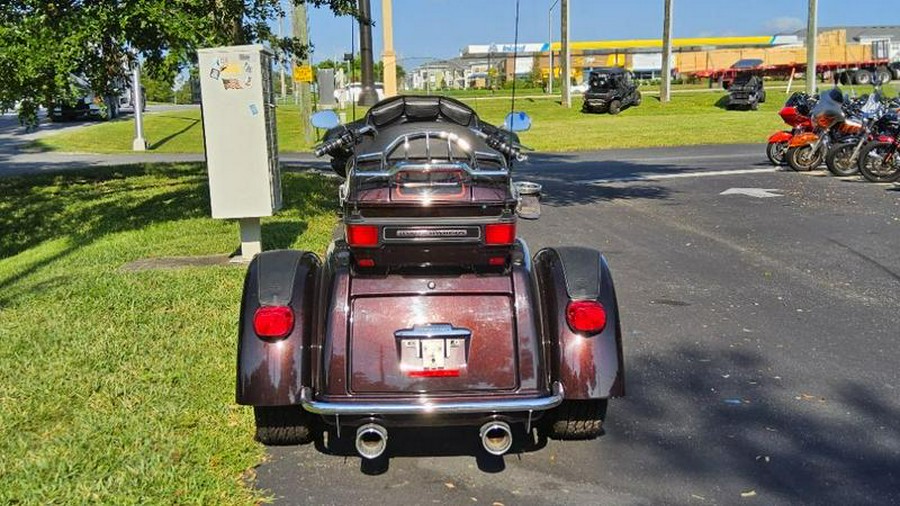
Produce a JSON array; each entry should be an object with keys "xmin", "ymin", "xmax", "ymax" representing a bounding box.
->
[{"xmin": 236, "ymin": 95, "xmax": 624, "ymax": 459}]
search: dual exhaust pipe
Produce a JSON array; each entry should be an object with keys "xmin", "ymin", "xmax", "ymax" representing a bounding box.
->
[{"xmin": 353, "ymin": 421, "xmax": 514, "ymax": 460}]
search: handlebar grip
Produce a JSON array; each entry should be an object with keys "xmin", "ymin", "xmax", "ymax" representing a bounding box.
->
[{"xmin": 314, "ymin": 137, "xmax": 347, "ymax": 157}]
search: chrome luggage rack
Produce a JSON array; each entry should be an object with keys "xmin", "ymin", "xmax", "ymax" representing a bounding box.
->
[{"xmin": 351, "ymin": 130, "xmax": 511, "ymax": 177}]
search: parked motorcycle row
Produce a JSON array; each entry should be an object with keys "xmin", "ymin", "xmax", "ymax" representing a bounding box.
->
[{"xmin": 766, "ymin": 87, "xmax": 900, "ymax": 182}]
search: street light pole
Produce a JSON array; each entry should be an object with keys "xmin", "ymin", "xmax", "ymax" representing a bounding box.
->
[
  {"xmin": 660, "ymin": 0, "xmax": 674, "ymax": 103},
  {"xmin": 548, "ymin": 0, "xmax": 559, "ymax": 95},
  {"xmin": 357, "ymin": 0, "xmax": 378, "ymax": 106},
  {"xmin": 132, "ymin": 62, "xmax": 147, "ymax": 151},
  {"xmin": 806, "ymin": 0, "xmax": 818, "ymax": 95}
]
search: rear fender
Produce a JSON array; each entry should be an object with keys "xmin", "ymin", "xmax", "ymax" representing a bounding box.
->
[
  {"xmin": 534, "ymin": 247, "xmax": 624, "ymax": 399},
  {"xmin": 789, "ymin": 132, "xmax": 819, "ymax": 148},
  {"xmin": 236, "ymin": 250, "xmax": 321, "ymax": 406},
  {"xmin": 768, "ymin": 131, "xmax": 793, "ymax": 143}
]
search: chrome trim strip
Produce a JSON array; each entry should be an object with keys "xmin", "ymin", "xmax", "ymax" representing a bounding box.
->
[
  {"xmin": 394, "ymin": 323, "xmax": 472, "ymax": 339},
  {"xmin": 301, "ymin": 382, "xmax": 564, "ymax": 416}
]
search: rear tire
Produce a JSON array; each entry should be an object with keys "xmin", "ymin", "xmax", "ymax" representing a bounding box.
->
[
  {"xmin": 766, "ymin": 141, "xmax": 788, "ymax": 166},
  {"xmin": 254, "ymin": 406, "xmax": 314, "ymax": 445},
  {"xmin": 858, "ymin": 142, "xmax": 900, "ymax": 183},
  {"xmin": 875, "ymin": 66, "xmax": 892, "ymax": 84},
  {"xmin": 608, "ymin": 99, "xmax": 622, "ymax": 115},
  {"xmin": 854, "ymin": 69, "xmax": 872, "ymax": 85},
  {"xmin": 825, "ymin": 142, "xmax": 860, "ymax": 176},
  {"xmin": 543, "ymin": 399, "xmax": 607, "ymax": 440},
  {"xmin": 787, "ymin": 145, "xmax": 823, "ymax": 172}
]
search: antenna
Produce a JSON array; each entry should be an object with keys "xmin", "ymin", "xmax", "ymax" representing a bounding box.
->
[{"xmin": 509, "ymin": 0, "xmax": 521, "ymax": 141}]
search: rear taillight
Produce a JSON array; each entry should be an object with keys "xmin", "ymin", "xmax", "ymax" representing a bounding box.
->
[
  {"xmin": 484, "ymin": 223, "xmax": 516, "ymax": 245},
  {"xmin": 565, "ymin": 300, "xmax": 607, "ymax": 335},
  {"xmin": 346, "ymin": 224, "xmax": 379, "ymax": 247},
  {"xmin": 253, "ymin": 306, "xmax": 294, "ymax": 339}
]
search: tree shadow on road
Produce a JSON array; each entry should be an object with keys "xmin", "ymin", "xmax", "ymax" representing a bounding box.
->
[
  {"xmin": 605, "ymin": 344, "xmax": 900, "ymax": 503},
  {"xmin": 517, "ymin": 152, "xmax": 679, "ymax": 207}
]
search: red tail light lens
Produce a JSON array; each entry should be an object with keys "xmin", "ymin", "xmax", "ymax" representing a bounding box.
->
[
  {"xmin": 566, "ymin": 300, "xmax": 607, "ymax": 335},
  {"xmin": 485, "ymin": 223, "xmax": 516, "ymax": 245},
  {"xmin": 408, "ymin": 369, "xmax": 460, "ymax": 378},
  {"xmin": 253, "ymin": 306, "xmax": 294, "ymax": 339},
  {"xmin": 357, "ymin": 258, "xmax": 375, "ymax": 267},
  {"xmin": 488, "ymin": 256, "xmax": 507, "ymax": 266},
  {"xmin": 346, "ymin": 225, "xmax": 379, "ymax": 247}
]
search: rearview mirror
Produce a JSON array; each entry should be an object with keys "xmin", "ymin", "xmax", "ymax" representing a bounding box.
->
[
  {"xmin": 310, "ymin": 110, "xmax": 340, "ymax": 129},
  {"xmin": 503, "ymin": 111, "xmax": 532, "ymax": 132}
]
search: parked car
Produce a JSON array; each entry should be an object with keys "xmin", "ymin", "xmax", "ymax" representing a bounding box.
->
[
  {"xmin": 334, "ymin": 82, "xmax": 385, "ymax": 104},
  {"xmin": 49, "ymin": 74, "xmax": 144, "ymax": 122},
  {"xmin": 582, "ymin": 68, "xmax": 641, "ymax": 114},
  {"xmin": 238, "ymin": 95, "xmax": 625, "ymax": 460},
  {"xmin": 726, "ymin": 71, "xmax": 766, "ymax": 110}
]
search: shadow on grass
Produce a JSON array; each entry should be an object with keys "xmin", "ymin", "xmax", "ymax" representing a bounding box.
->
[
  {"xmin": 0, "ymin": 163, "xmax": 337, "ymax": 299},
  {"xmin": 149, "ymin": 117, "xmax": 201, "ymax": 151}
]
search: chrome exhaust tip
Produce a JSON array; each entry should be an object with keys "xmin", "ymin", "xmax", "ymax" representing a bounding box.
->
[
  {"xmin": 355, "ymin": 423, "xmax": 388, "ymax": 460},
  {"xmin": 479, "ymin": 421, "xmax": 513, "ymax": 456}
]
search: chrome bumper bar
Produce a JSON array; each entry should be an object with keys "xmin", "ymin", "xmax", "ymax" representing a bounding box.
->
[{"xmin": 300, "ymin": 381, "xmax": 564, "ymax": 416}]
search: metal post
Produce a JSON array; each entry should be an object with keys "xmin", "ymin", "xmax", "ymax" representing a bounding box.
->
[
  {"xmin": 381, "ymin": 0, "xmax": 398, "ymax": 97},
  {"xmin": 548, "ymin": 0, "xmax": 559, "ymax": 94},
  {"xmin": 132, "ymin": 63, "xmax": 147, "ymax": 151},
  {"xmin": 357, "ymin": 0, "xmax": 378, "ymax": 105},
  {"xmin": 238, "ymin": 218, "xmax": 262, "ymax": 261},
  {"xmin": 560, "ymin": 0, "xmax": 570, "ymax": 107},
  {"xmin": 806, "ymin": 0, "xmax": 818, "ymax": 95},
  {"xmin": 279, "ymin": 11, "xmax": 286, "ymax": 103},
  {"xmin": 660, "ymin": 0, "xmax": 674, "ymax": 103},
  {"xmin": 293, "ymin": 2, "xmax": 312, "ymax": 144}
]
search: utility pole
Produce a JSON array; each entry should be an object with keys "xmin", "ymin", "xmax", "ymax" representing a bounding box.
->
[
  {"xmin": 132, "ymin": 61, "xmax": 147, "ymax": 151},
  {"xmin": 806, "ymin": 0, "xmax": 818, "ymax": 95},
  {"xmin": 381, "ymin": 0, "xmax": 397, "ymax": 97},
  {"xmin": 279, "ymin": 10, "xmax": 286, "ymax": 103},
  {"xmin": 560, "ymin": 0, "xmax": 570, "ymax": 107},
  {"xmin": 548, "ymin": 0, "xmax": 559, "ymax": 95},
  {"xmin": 660, "ymin": 0, "xmax": 674, "ymax": 103},
  {"xmin": 293, "ymin": 1, "xmax": 312, "ymax": 144},
  {"xmin": 357, "ymin": 0, "xmax": 378, "ymax": 105}
]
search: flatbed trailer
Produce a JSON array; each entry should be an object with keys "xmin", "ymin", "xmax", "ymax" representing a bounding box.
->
[{"xmin": 692, "ymin": 60, "xmax": 899, "ymax": 88}]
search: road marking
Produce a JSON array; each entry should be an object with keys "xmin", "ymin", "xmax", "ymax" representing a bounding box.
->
[
  {"xmin": 582, "ymin": 167, "xmax": 779, "ymax": 184},
  {"xmin": 720, "ymin": 187, "xmax": 783, "ymax": 198}
]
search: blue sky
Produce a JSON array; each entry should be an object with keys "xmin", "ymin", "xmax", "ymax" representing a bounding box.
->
[{"xmin": 298, "ymin": 0, "xmax": 900, "ymax": 65}]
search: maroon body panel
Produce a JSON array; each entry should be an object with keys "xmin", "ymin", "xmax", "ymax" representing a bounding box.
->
[
  {"xmin": 236, "ymin": 252, "xmax": 319, "ymax": 406},
  {"xmin": 321, "ymin": 262, "xmax": 546, "ymax": 402},
  {"xmin": 349, "ymin": 295, "xmax": 517, "ymax": 393},
  {"xmin": 534, "ymin": 249, "xmax": 625, "ymax": 399}
]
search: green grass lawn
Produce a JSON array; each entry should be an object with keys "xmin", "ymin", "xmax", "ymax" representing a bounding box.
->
[
  {"xmin": 0, "ymin": 165, "xmax": 339, "ymax": 503},
  {"xmin": 32, "ymin": 83, "xmax": 898, "ymax": 155}
]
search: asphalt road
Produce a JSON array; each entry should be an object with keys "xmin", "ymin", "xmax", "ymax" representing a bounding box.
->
[{"xmin": 255, "ymin": 147, "xmax": 900, "ymax": 505}]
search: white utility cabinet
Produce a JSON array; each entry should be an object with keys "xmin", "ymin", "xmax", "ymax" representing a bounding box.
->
[{"xmin": 198, "ymin": 45, "xmax": 281, "ymax": 220}]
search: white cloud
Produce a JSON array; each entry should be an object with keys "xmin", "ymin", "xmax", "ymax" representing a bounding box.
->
[{"xmin": 764, "ymin": 17, "xmax": 806, "ymax": 34}]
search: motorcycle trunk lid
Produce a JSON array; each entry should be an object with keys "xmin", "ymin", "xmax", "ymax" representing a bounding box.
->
[{"xmin": 348, "ymin": 284, "xmax": 518, "ymax": 394}]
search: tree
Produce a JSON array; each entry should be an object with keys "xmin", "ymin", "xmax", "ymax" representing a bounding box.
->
[
  {"xmin": 143, "ymin": 74, "xmax": 175, "ymax": 103},
  {"xmin": 0, "ymin": 1, "xmax": 359, "ymax": 125}
]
